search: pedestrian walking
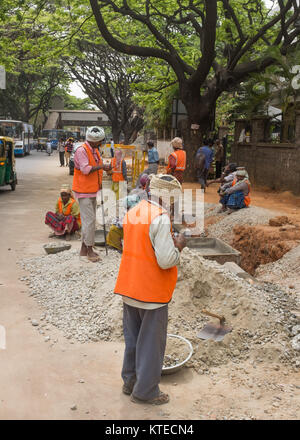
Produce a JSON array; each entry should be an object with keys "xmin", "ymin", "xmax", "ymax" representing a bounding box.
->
[
  {"xmin": 110, "ymin": 138, "xmax": 115, "ymax": 158},
  {"xmin": 64, "ymin": 138, "xmax": 74, "ymax": 166},
  {"xmin": 72, "ymin": 126, "xmax": 109, "ymax": 262},
  {"xmin": 58, "ymin": 138, "xmax": 65, "ymax": 167},
  {"xmin": 136, "ymin": 140, "xmax": 159, "ymax": 187},
  {"xmin": 196, "ymin": 139, "xmax": 214, "ymax": 188},
  {"xmin": 166, "ymin": 137, "xmax": 186, "ymax": 184},
  {"xmin": 114, "ymin": 174, "xmax": 186, "ymax": 405}
]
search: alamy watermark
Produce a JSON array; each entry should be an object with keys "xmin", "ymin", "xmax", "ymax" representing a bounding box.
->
[{"xmin": 96, "ymin": 185, "xmax": 205, "ymax": 231}]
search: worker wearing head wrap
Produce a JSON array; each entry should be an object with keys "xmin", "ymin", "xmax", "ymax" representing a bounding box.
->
[
  {"xmin": 114, "ymin": 174, "xmax": 186, "ymax": 406},
  {"xmin": 72, "ymin": 126, "xmax": 110, "ymax": 262},
  {"xmin": 219, "ymin": 169, "xmax": 251, "ymax": 212},
  {"xmin": 45, "ymin": 184, "xmax": 81, "ymax": 240},
  {"xmin": 166, "ymin": 137, "xmax": 186, "ymax": 184}
]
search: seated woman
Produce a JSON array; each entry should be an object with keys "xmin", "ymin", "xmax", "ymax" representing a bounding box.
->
[
  {"xmin": 45, "ymin": 185, "xmax": 81, "ymax": 240},
  {"xmin": 219, "ymin": 169, "xmax": 251, "ymax": 213}
]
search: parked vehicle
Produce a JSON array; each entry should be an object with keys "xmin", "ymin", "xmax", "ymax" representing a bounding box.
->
[
  {"xmin": 0, "ymin": 120, "xmax": 33, "ymax": 156},
  {"xmin": 0, "ymin": 136, "xmax": 18, "ymax": 191}
]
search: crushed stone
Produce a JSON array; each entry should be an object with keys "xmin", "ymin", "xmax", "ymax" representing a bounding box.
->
[{"xmin": 19, "ymin": 246, "xmax": 299, "ymax": 372}]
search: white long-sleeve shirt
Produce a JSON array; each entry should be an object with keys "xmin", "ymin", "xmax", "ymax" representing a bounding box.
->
[{"xmin": 122, "ymin": 203, "xmax": 180, "ymax": 310}]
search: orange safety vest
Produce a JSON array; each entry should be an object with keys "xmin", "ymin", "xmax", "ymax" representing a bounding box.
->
[
  {"xmin": 111, "ymin": 157, "xmax": 125, "ymax": 182},
  {"xmin": 231, "ymin": 178, "xmax": 251, "ymax": 207},
  {"xmin": 57, "ymin": 197, "xmax": 81, "ymax": 227},
  {"xmin": 72, "ymin": 143, "xmax": 103, "ymax": 193},
  {"xmin": 114, "ymin": 199, "xmax": 178, "ymax": 304},
  {"xmin": 167, "ymin": 149, "xmax": 186, "ymax": 172}
]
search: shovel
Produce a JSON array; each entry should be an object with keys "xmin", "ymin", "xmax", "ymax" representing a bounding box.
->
[{"xmin": 197, "ymin": 309, "xmax": 232, "ymax": 342}]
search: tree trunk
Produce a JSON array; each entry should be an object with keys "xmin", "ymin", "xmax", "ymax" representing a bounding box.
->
[
  {"xmin": 112, "ymin": 124, "xmax": 121, "ymax": 143},
  {"xmin": 179, "ymin": 83, "xmax": 215, "ymax": 181}
]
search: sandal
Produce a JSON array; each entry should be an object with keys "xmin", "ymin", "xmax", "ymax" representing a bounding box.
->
[
  {"xmin": 87, "ymin": 255, "xmax": 101, "ymax": 263},
  {"xmin": 130, "ymin": 391, "xmax": 169, "ymax": 405}
]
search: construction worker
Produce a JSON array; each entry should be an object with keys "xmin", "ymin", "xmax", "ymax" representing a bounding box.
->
[
  {"xmin": 114, "ymin": 174, "xmax": 186, "ymax": 405},
  {"xmin": 166, "ymin": 137, "xmax": 186, "ymax": 184},
  {"xmin": 64, "ymin": 137, "xmax": 74, "ymax": 166},
  {"xmin": 109, "ymin": 149, "xmax": 127, "ymax": 200},
  {"xmin": 72, "ymin": 126, "xmax": 110, "ymax": 262}
]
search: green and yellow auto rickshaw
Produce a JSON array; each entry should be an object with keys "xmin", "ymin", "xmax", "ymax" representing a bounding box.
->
[{"xmin": 0, "ymin": 136, "xmax": 18, "ymax": 191}]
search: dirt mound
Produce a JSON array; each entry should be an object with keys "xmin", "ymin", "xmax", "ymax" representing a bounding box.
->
[
  {"xmin": 269, "ymin": 216, "xmax": 292, "ymax": 227},
  {"xmin": 232, "ymin": 225, "xmax": 300, "ymax": 275}
]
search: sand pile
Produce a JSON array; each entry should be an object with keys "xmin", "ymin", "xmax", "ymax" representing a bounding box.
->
[
  {"xmin": 19, "ymin": 246, "xmax": 299, "ymax": 373},
  {"xmin": 168, "ymin": 249, "xmax": 299, "ymax": 372}
]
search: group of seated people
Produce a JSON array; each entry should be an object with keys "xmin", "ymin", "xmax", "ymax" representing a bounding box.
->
[{"xmin": 208, "ymin": 163, "xmax": 251, "ymax": 213}]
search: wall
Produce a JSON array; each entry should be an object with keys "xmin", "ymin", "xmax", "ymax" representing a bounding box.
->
[
  {"xmin": 231, "ymin": 111, "xmax": 300, "ymax": 195},
  {"xmin": 231, "ymin": 142, "xmax": 300, "ymax": 194}
]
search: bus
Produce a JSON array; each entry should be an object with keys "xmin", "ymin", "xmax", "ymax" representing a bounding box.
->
[{"xmin": 0, "ymin": 120, "xmax": 34, "ymax": 156}]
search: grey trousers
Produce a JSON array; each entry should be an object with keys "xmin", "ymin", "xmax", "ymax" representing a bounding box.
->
[
  {"xmin": 78, "ymin": 197, "xmax": 97, "ymax": 246},
  {"xmin": 136, "ymin": 163, "xmax": 158, "ymax": 188},
  {"xmin": 121, "ymin": 303, "xmax": 168, "ymax": 400}
]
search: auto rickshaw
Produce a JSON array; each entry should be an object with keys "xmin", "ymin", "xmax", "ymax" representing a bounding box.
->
[
  {"xmin": 37, "ymin": 137, "xmax": 48, "ymax": 151},
  {"xmin": 0, "ymin": 136, "xmax": 18, "ymax": 191}
]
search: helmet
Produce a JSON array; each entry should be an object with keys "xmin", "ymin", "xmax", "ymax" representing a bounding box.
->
[{"xmin": 86, "ymin": 126, "xmax": 105, "ymax": 142}]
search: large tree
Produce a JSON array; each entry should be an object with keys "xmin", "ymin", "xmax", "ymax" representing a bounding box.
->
[
  {"xmin": 65, "ymin": 41, "xmax": 144, "ymax": 143},
  {"xmin": 89, "ymin": 0, "xmax": 300, "ymax": 177}
]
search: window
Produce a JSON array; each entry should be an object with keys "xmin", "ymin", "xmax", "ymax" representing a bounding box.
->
[{"xmin": 0, "ymin": 140, "xmax": 4, "ymax": 157}]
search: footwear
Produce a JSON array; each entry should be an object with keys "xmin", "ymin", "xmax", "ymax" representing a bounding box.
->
[
  {"xmin": 130, "ymin": 391, "xmax": 169, "ymax": 405},
  {"xmin": 87, "ymin": 255, "xmax": 101, "ymax": 263},
  {"xmin": 122, "ymin": 383, "xmax": 134, "ymax": 395}
]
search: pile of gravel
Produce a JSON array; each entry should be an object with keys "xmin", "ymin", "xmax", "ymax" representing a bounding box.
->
[
  {"xmin": 19, "ymin": 249, "xmax": 124, "ymax": 343},
  {"xmin": 206, "ymin": 206, "xmax": 281, "ymax": 241},
  {"xmin": 256, "ymin": 245, "xmax": 300, "ymax": 293},
  {"xmin": 167, "ymin": 249, "xmax": 299, "ymax": 372},
  {"xmin": 19, "ymin": 246, "xmax": 299, "ymax": 372}
]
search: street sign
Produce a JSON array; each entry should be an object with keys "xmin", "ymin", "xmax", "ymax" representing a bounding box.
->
[{"xmin": 0, "ymin": 66, "xmax": 6, "ymax": 89}]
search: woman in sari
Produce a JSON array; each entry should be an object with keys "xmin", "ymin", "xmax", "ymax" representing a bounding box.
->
[
  {"xmin": 45, "ymin": 185, "xmax": 81, "ymax": 239},
  {"xmin": 219, "ymin": 169, "xmax": 251, "ymax": 213}
]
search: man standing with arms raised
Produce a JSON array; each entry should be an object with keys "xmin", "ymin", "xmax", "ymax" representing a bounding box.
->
[{"xmin": 72, "ymin": 126, "xmax": 108, "ymax": 262}]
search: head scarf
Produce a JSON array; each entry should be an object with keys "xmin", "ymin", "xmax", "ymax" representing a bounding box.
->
[
  {"xmin": 115, "ymin": 149, "xmax": 123, "ymax": 168},
  {"xmin": 139, "ymin": 173, "xmax": 150, "ymax": 189},
  {"xmin": 170, "ymin": 137, "xmax": 183, "ymax": 150},
  {"xmin": 60, "ymin": 184, "xmax": 72, "ymax": 196}
]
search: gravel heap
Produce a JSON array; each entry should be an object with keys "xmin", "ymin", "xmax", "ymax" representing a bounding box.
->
[
  {"xmin": 167, "ymin": 249, "xmax": 299, "ymax": 373},
  {"xmin": 19, "ymin": 249, "xmax": 124, "ymax": 343},
  {"xmin": 206, "ymin": 205, "xmax": 280, "ymax": 241},
  {"xmin": 19, "ymin": 246, "xmax": 299, "ymax": 373},
  {"xmin": 256, "ymin": 245, "xmax": 300, "ymax": 293}
]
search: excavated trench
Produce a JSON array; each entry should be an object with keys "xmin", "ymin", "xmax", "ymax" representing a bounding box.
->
[{"xmin": 232, "ymin": 217, "xmax": 300, "ymax": 275}]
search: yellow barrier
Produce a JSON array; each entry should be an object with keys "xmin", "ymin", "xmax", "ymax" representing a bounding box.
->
[{"xmin": 105, "ymin": 144, "xmax": 135, "ymax": 150}]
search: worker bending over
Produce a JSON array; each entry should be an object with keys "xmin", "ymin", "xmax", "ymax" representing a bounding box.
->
[{"xmin": 114, "ymin": 174, "xmax": 186, "ymax": 405}]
